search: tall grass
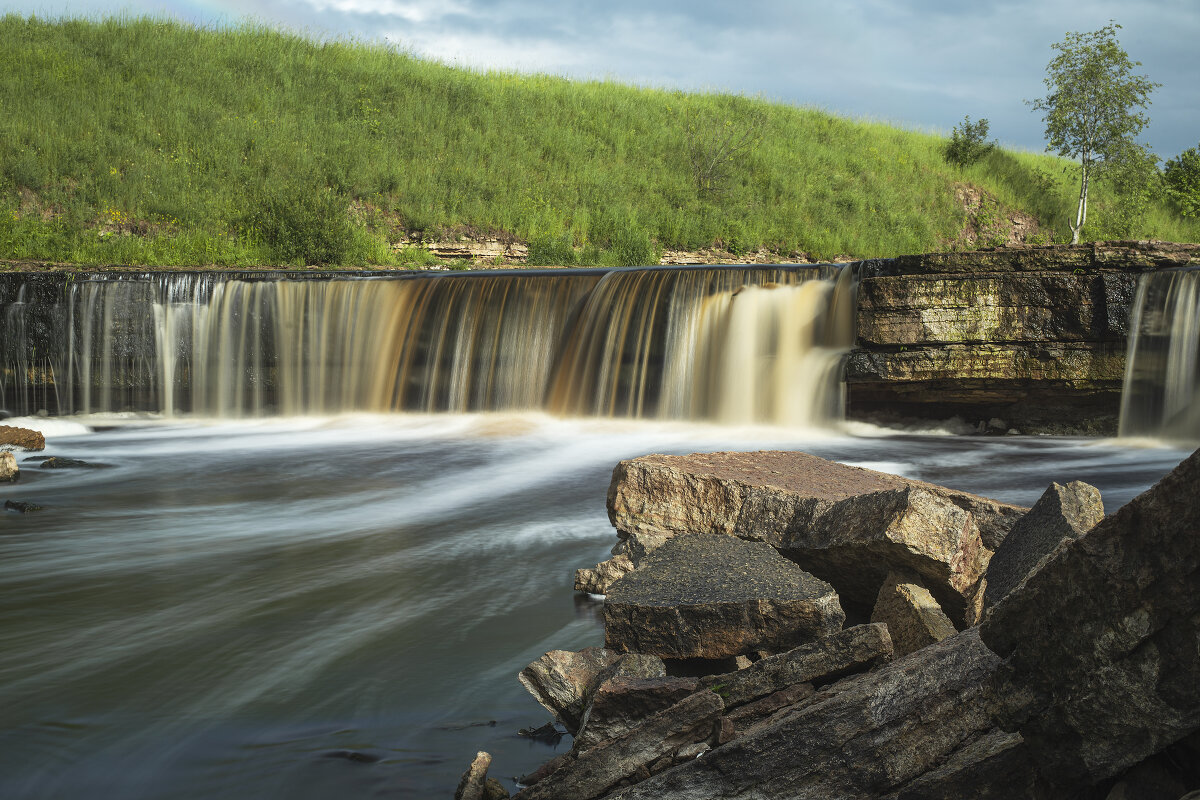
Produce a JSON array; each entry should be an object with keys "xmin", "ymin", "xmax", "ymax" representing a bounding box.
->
[{"xmin": 1, "ymin": 15, "xmax": 1196, "ymax": 267}]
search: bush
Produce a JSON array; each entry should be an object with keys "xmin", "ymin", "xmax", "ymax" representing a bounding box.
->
[
  {"xmin": 1164, "ymin": 145, "xmax": 1200, "ymax": 218},
  {"xmin": 240, "ymin": 185, "xmax": 360, "ymax": 265},
  {"xmin": 945, "ymin": 116, "xmax": 994, "ymax": 169},
  {"xmin": 526, "ymin": 232, "xmax": 576, "ymax": 266},
  {"xmin": 607, "ymin": 220, "xmax": 657, "ymax": 267}
]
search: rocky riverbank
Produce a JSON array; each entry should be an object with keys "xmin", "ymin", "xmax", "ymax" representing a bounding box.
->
[{"xmin": 458, "ymin": 446, "xmax": 1200, "ymax": 800}]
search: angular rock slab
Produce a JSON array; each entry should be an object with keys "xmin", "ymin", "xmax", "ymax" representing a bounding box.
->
[
  {"xmin": 981, "ymin": 446, "xmax": 1200, "ymax": 786},
  {"xmin": 982, "ymin": 480, "xmax": 1104, "ymax": 609},
  {"xmin": 608, "ymin": 452, "xmax": 1020, "ymax": 621},
  {"xmin": 604, "ymin": 534, "xmax": 845, "ymax": 660},
  {"xmin": 603, "ymin": 629, "xmax": 1003, "ymax": 800},
  {"xmin": 519, "ymin": 648, "xmax": 665, "ymax": 734},
  {"xmin": 871, "ymin": 571, "xmax": 957, "ymax": 657},
  {"xmin": 0, "ymin": 451, "xmax": 17, "ymax": 483}
]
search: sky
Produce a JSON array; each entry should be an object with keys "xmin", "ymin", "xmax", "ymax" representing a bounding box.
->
[{"xmin": 6, "ymin": 0, "xmax": 1198, "ymax": 157}]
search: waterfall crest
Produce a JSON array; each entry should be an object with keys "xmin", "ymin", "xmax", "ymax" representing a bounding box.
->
[
  {"xmin": 1, "ymin": 266, "xmax": 855, "ymax": 427},
  {"xmin": 1119, "ymin": 267, "xmax": 1200, "ymax": 440}
]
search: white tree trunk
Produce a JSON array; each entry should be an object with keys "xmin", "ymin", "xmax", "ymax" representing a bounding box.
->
[{"xmin": 1070, "ymin": 157, "xmax": 1091, "ymax": 245}]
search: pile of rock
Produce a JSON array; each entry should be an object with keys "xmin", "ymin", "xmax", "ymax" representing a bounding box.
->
[{"xmin": 456, "ymin": 447, "xmax": 1200, "ymax": 800}]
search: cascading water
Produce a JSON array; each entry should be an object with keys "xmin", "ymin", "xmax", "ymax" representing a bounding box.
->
[
  {"xmin": 1119, "ymin": 266, "xmax": 1200, "ymax": 440},
  {"xmin": 0, "ymin": 266, "xmax": 855, "ymax": 426}
]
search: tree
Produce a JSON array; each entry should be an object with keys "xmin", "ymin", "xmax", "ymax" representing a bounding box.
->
[
  {"xmin": 1030, "ymin": 22, "xmax": 1159, "ymax": 244},
  {"xmin": 945, "ymin": 116, "xmax": 994, "ymax": 169},
  {"xmin": 1164, "ymin": 144, "xmax": 1200, "ymax": 217},
  {"xmin": 682, "ymin": 105, "xmax": 765, "ymax": 198}
]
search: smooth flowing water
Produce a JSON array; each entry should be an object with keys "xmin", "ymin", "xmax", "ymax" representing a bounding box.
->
[{"xmin": 0, "ymin": 413, "xmax": 1191, "ymax": 799}]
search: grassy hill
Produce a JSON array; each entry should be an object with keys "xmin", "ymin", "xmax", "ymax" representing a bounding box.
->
[{"xmin": 1, "ymin": 15, "xmax": 1197, "ymax": 268}]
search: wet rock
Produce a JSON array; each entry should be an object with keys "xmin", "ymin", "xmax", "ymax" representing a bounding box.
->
[
  {"xmin": 575, "ymin": 676, "xmax": 700, "ymax": 752},
  {"xmin": 982, "ymin": 480, "xmax": 1104, "ymax": 609},
  {"xmin": 575, "ymin": 554, "xmax": 633, "ymax": 595},
  {"xmin": 870, "ymin": 571, "xmax": 957, "ymax": 657},
  {"xmin": 321, "ymin": 749, "xmax": 381, "ymax": 763},
  {"xmin": 981, "ymin": 447, "xmax": 1200, "ymax": 786},
  {"xmin": 517, "ymin": 722, "xmax": 565, "ymax": 745},
  {"xmin": 455, "ymin": 751, "xmax": 493, "ymax": 800},
  {"xmin": 602, "ymin": 629, "xmax": 1002, "ymax": 800},
  {"xmin": 1, "ymin": 451, "xmax": 17, "ymax": 483},
  {"xmin": 5, "ymin": 500, "xmax": 42, "ymax": 512},
  {"xmin": 695, "ymin": 623, "xmax": 892, "ymax": 710},
  {"xmin": 0, "ymin": 425, "xmax": 45, "ymax": 451},
  {"xmin": 514, "ymin": 691, "xmax": 724, "ymax": 800},
  {"xmin": 604, "ymin": 534, "xmax": 844, "ymax": 660},
  {"xmin": 40, "ymin": 456, "xmax": 112, "ymax": 469},
  {"xmin": 482, "ymin": 777, "xmax": 510, "ymax": 800},
  {"xmin": 519, "ymin": 648, "xmax": 665, "ymax": 734},
  {"xmin": 607, "ymin": 451, "xmax": 1021, "ymax": 622}
]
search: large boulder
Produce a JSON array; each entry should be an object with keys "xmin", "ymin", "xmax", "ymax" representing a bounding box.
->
[
  {"xmin": 0, "ymin": 425, "xmax": 45, "ymax": 451},
  {"xmin": 981, "ymin": 447, "xmax": 1200, "ymax": 786},
  {"xmin": 0, "ymin": 451, "xmax": 17, "ymax": 483},
  {"xmin": 982, "ymin": 480, "xmax": 1104, "ymax": 609},
  {"xmin": 602, "ymin": 629, "xmax": 1007, "ymax": 800},
  {"xmin": 603, "ymin": 534, "xmax": 845, "ymax": 660},
  {"xmin": 870, "ymin": 571, "xmax": 957, "ymax": 657},
  {"xmin": 607, "ymin": 452, "xmax": 1021, "ymax": 622},
  {"xmin": 519, "ymin": 648, "xmax": 666, "ymax": 734}
]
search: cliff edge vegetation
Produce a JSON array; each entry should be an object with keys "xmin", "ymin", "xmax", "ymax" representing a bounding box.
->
[{"xmin": 2, "ymin": 15, "xmax": 1198, "ymax": 268}]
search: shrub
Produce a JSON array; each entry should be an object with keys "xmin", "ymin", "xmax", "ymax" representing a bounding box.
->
[
  {"xmin": 526, "ymin": 232, "xmax": 576, "ymax": 266},
  {"xmin": 240, "ymin": 185, "xmax": 359, "ymax": 265},
  {"xmin": 1164, "ymin": 144, "xmax": 1200, "ymax": 218},
  {"xmin": 945, "ymin": 116, "xmax": 994, "ymax": 169}
]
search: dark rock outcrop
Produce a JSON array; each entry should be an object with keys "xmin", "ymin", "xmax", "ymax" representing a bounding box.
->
[
  {"xmin": 0, "ymin": 425, "xmax": 45, "ymax": 451},
  {"xmin": 603, "ymin": 534, "xmax": 845, "ymax": 660},
  {"xmin": 982, "ymin": 480, "xmax": 1104, "ymax": 609},
  {"xmin": 870, "ymin": 572, "xmax": 957, "ymax": 657},
  {"xmin": 981, "ymin": 447, "xmax": 1200, "ymax": 786},
  {"xmin": 601, "ymin": 629, "xmax": 1003, "ymax": 800},
  {"xmin": 575, "ymin": 677, "xmax": 701, "ymax": 752},
  {"xmin": 514, "ymin": 691, "xmax": 724, "ymax": 800}
]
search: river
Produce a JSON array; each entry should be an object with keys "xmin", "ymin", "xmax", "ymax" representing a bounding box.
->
[{"xmin": 0, "ymin": 412, "xmax": 1190, "ymax": 798}]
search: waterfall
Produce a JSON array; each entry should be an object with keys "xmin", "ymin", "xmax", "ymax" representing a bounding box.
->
[
  {"xmin": 1119, "ymin": 266, "xmax": 1200, "ymax": 440},
  {"xmin": 0, "ymin": 266, "xmax": 855, "ymax": 426}
]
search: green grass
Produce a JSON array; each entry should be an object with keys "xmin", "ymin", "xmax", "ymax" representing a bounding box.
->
[{"xmin": 1, "ymin": 15, "xmax": 1197, "ymax": 267}]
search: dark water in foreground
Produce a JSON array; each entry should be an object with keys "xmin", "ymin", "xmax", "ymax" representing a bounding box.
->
[{"xmin": 0, "ymin": 413, "xmax": 1191, "ymax": 799}]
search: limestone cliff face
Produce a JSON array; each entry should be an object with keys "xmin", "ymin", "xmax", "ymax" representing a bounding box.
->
[{"xmin": 844, "ymin": 241, "xmax": 1200, "ymax": 434}]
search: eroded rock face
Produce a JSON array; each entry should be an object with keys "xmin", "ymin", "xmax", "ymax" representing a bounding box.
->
[
  {"xmin": 603, "ymin": 534, "xmax": 844, "ymax": 660},
  {"xmin": 983, "ymin": 480, "xmax": 1104, "ymax": 609},
  {"xmin": 870, "ymin": 572, "xmax": 957, "ymax": 657},
  {"xmin": 0, "ymin": 425, "xmax": 45, "ymax": 451},
  {"xmin": 981, "ymin": 447, "xmax": 1200, "ymax": 786},
  {"xmin": 607, "ymin": 452, "xmax": 1019, "ymax": 621},
  {"xmin": 602, "ymin": 629, "xmax": 1002, "ymax": 800},
  {"xmin": 519, "ymin": 648, "xmax": 666, "ymax": 734},
  {"xmin": 0, "ymin": 451, "xmax": 17, "ymax": 483},
  {"xmin": 575, "ymin": 677, "xmax": 700, "ymax": 752}
]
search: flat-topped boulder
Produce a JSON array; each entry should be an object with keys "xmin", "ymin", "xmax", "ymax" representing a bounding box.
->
[
  {"xmin": 0, "ymin": 425, "xmax": 45, "ymax": 451},
  {"xmin": 603, "ymin": 534, "xmax": 844, "ymax": 660},
  {"xmin": 607, "ymin": 451, "xmax": 1022, "ymax": 621}
]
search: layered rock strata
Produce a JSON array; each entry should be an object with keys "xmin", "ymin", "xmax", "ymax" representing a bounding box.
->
[{"xmin": 846, "ymin": 241, "xmax": 1200, "ymax": 433}]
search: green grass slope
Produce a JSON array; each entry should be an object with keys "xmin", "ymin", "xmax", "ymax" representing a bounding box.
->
[{"xmin": 1, "ymin": 15, "xmax": 1197, "ymax": 267}]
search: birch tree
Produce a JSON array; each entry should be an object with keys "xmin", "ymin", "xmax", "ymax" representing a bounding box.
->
[{"xmin": 1031, "ymin": 23, "xmax": 1158, "ymax": 244}]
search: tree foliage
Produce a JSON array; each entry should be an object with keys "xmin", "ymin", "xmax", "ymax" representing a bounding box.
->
[
  {"xmin": 1030, "ymin": 22, "xmax": 1159, "ymax": 243},
  {"xmin": 945, "ymin": 116, "xmax": 994, "ymax": 169},
  {"xmin": 1164, "ymin": 145, "xmax": 1200, "ymax": 218}
]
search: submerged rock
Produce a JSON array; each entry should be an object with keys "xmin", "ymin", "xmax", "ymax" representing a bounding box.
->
[
  {"xmin": 0, "ymin": 451, "xmax": 17, "ymax": 483},
  {"xmin": 4, "ymin": 500, "xmax": 42, "ymax": 513},
  {"xmin": 603, "ymin": 534, "xmax": 845, "ymax": 660},
  {"xmin": 519, "ymin": 648, "xmax": 665, "ymax": 735},
  {"xmin": 870, "ymin": 571, "xmax": 958, "ymax": 657},
  {"xmin": 0, "ymin": 425, "xmax": 45, "ymax": 451},
  {"xmin": 39, "ymin": 456, "xmax": 112, "ymax": 469},
  {"xmin": 982, "ymin": 480, "xmax": 1104, "ymax": 609},
  {"xmin": 981, "ymin": 446, "xmax": 1200, "ymax": 786}
]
